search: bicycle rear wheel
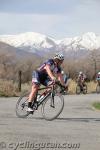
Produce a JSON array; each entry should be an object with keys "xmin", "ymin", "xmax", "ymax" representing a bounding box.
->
[
  {"xmin": 76, "ymin": 85, "xmax": 81, "ymax": 94},
  {"xmin": 16, "ymin": 93, "xmax": 30, "ymax": 118},
  {"xmin": 96, "ymin": 84, "xmax": 100, "ymax": 93},
  {"xmin": 41, "ymin": 93, "xmax": 64, "ymax": 121},
  {"xmin": 83, "ymin": 85, "xmax": 87, "ymax": 94}
]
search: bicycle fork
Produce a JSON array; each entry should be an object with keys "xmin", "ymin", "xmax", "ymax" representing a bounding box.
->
[{"xmin": 50, "ymin": 92, "xmax": 55, "ymax": 108}]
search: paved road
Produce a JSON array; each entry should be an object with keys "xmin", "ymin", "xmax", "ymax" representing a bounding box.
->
[{"xmin": 0, "ymin": 94, "xmax": 100, "ymax": 150}]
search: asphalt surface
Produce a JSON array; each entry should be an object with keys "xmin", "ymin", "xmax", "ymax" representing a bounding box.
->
[{"xmin": 0, "ymin": 94, "xmax": 100, "ymax": 150}]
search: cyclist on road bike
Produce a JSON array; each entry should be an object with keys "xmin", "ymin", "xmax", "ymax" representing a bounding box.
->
[
  {"xmin": 77, "ymin": 71, "xmax": 86, "ymax": 91},
  {"xmin": 96, "ymin": 72, "xmax": 100, "ymax": 85},
  {"xmin": 27, "ymin": 53, "xmax": 66, "ymax": 112}
]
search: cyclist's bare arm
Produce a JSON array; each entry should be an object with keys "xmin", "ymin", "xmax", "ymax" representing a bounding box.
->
[
  {"xmin": 57, "ymin": 73, "xmax": 65, "ymax": 86},
  {"xmin": 45, "ymin": 64, "xmax": 55, "ymax": 80}
]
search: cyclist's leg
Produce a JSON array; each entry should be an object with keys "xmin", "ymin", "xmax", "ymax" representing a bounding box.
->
[
  {"xmin": 28, "ymin": 71, "xmax": 40, "ymax": 111},
  {"xmin": 83, "ymin": 81, "xmax": 86, "ymax": 87},
  {"xmin": 80, "ymin": 81, "xmax": 83, "ymax": 91},
  {"xmin": 41, "ymin": 77, "xmax": 54, "ymax": 93},
  {"xmin": 28, "ymin": 84, "xmax": 39, "ymax": 102}
]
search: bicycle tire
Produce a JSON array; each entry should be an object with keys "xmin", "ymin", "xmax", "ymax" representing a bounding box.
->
[
  {"xmin": 41, "ymin": 93, "xmax": 64, "ymax": 121},
  {"xmin": 96, "ymin": 84, "xmax": 100, "ymax": 93},
  {"xmin": 83, "ymin": 85, "xmax": 87, "ymax": 94},
  {"xmin": 16, "ymin": 92, "xmax": 30, "ymax": 118},
  {"xmin": 76, "ymin": 85, "xmax": 81, "ymax": 94}
]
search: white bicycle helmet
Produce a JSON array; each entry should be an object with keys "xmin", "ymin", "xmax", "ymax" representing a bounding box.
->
[
  {"xmin": 61, "ymin": 70, "xmax": 64, "ymax": 74},
  {"xmin": 98, "ymin": 72, "xmax": 100, "ymax": 75},
  {"xmin": 54, "ymin": 53, "xmax": 64, "ymax": 61},
  {"xmin": 79, "ymin": 71, "xmax": 83, "ymax": 75}
]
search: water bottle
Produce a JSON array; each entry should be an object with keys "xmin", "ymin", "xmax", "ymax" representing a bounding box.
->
[
  {"xmin": 37, "ymin": 95, "xmax": 41, "ymax": 101},
  {"xmin": 37, "ymin": 91, "xmax": 47, "ymax": 103},
  {"xmin": 39, "ymin": 95, "xmax": 44, "ymax": 101}
]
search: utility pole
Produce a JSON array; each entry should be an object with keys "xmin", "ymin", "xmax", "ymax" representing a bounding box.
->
[{"xmin": 18, "ymin": 70, "xmax": 22, "ymax": 92}]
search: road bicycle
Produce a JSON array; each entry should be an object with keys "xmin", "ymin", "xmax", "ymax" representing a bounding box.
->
[
  {"xmin": 76, "ymin": 83, "xmax": 87, "ymax": 94},
  {"xmin": 16, "ymin": 81, "xmax": 66, "ymax": 121}
]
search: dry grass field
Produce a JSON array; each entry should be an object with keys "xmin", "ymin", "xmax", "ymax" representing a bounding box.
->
[{"xmin": 0, "ymin": 79, "xmax": 98, "ymax": 97}]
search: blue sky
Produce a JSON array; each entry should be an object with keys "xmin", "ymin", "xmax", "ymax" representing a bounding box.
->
[{"xmin": 0, "ymin": 0, "xmax": 100, "ymax": 39}]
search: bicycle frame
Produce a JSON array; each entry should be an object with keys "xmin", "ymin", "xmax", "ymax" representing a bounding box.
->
[
  {"xmin": 36, "ymin": 90, "xmax": 51, "ymax": 106},
  {"xmin": 32, "ymin": 85, "xmax": 53, "ymax": 108},
  {"xmin": 33, "ymin": 81, "xmax": 66, "ymax": 108}
]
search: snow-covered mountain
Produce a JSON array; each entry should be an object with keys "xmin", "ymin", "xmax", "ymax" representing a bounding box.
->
[
  {"xmin": 0, "ymin": 32, "xmax": 100, "ymax": 57},
  {"xmin": 58, "ymin": 32, "xmax": 100, "ymax": 51},
  {"xmin": 0, "ymin": 32, "xmax": 56, "ymax": 54}
]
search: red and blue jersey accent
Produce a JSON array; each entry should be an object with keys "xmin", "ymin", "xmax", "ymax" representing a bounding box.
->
[{"xmin": 32, "ymin": 59, "xmax": 61, "ymax": 86}]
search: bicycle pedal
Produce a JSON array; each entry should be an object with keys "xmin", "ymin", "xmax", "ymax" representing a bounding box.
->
[
  {"xmin": 33, "ymin": 106, "xmax": 38, "ymax": 110},
  {"xmin": 32, "ymin": 102, "xmax": 38, "ymax": 110},
  {"xmin": 50, "ymin": 105, "xmax": 55, "ymax": 108},
  {"xmin": 29, "ymin": 111, "xmax": 34, "ymax": 114}
]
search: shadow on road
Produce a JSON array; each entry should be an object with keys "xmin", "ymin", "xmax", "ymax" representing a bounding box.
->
[
  {"xmin": 32, "ymin": 117, "xmax": 100, "ymax": 122},
  {"xmin": 56, "ymin": 117, "xmax": 100, "ymax": 122}
]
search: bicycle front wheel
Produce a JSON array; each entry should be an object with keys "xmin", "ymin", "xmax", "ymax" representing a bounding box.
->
[
  {"xmin": 41, "ymin": 93, "xmax": 64, "ymax": 121},
  {"xmin": 16, "ymin": 93, "xmax": 30, "ymax": 118},
  {"xmin": 96, "ymin": 84, "xmax": 100, "ymax": 93}
]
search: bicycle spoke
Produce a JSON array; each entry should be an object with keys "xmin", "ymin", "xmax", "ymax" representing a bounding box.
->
[
  {"xmin": 16, "ymin": 93, "xmax": 30, "ymax": 118},
  {"xmin": 41, "ymin": 93, "xmax": 64, "ymax": 121}
]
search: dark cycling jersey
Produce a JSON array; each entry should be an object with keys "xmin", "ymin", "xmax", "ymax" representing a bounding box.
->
[
  {"xmin": 78, "ymin": 74, "xmax": 86, "ymax": 82},
  {"xmin": 37, "ymin": 59, "xmax": 61, "ymax": 74},
  {"xmin": 32, "ymin": 59, "xmax": 61, "ymax": 86},
  {"xmin": 96, "ymin": 74, "xmax": 100, "ymax": 80},
  {"xmin": 63, "ymin": 74, "xmax": 69, "ymax": 84}
]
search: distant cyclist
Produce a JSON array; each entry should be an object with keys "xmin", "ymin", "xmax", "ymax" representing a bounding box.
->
[
  {"xmin": 61, "ymin": 71, "xmax": 71, "ymax": 93},
  {"xmin": 96, "ymin": 72, "xmax": 100, "ymax": 85},
  {"xmin": 77, "ymin": 71, "xmax": 87, "ymax": 91},
  {"xmin": 27, "ymin": 53, "xmax": 66, "ymax": 112}
]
